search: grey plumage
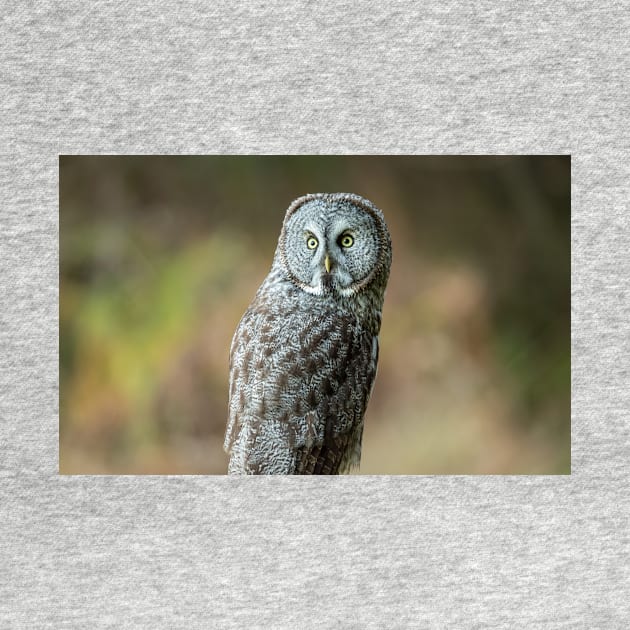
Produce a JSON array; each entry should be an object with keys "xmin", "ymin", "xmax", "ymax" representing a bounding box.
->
[{"xmin": 224, "ymin": 193, "xmax": 392, "ymax": 474}]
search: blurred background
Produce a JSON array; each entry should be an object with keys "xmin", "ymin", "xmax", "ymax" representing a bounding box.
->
[{"xmin": 59, "ymin": 155, "xmax": 570, "ymax": 474}]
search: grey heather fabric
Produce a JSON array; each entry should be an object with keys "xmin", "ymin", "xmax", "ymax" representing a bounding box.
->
[{"xmin": 1, "ymin": 2, "xmax": 628, "ymax": 628}]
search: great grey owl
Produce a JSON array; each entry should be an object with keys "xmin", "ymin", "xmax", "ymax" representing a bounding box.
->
[{"xmin": 224, "ymin": 193, "xmax": 392, "ymax": 474}]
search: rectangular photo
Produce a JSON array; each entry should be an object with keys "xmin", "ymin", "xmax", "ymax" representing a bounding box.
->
[{"xmin": 59, "ymin": 155, "xmax": 570, "ymax": 474}]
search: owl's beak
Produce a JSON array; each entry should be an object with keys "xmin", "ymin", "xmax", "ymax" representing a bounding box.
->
[{"xmin": 324, "ymin": 254, "xmax": 331, "ymax": 274}]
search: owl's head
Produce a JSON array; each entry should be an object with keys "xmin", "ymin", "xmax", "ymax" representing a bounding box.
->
[{"xmin": 277, "ymin": 193, "xmax": 392, "ymax": 297}]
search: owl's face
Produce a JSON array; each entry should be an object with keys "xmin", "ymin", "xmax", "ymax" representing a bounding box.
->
[{"xmin": 278, "ymin": 193, "xmax": 391, "ymax": 297}]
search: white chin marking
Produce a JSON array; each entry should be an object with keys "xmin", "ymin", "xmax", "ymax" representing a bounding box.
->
[
  {"xmin": 302, "ymin": 283, "xmax": 355, "ymax": 297},
  {"xmin": 303, "ymin": 284, "xmax": 323, "ymax": 295}
]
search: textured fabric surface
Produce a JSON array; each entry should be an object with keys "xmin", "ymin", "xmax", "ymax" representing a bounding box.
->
[{"xmin": 1, "ymin": 2, "xmax": 629, "ymax": 627}]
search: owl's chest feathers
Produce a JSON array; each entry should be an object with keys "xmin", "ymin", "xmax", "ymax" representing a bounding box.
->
[
  {"xmin": 232, "ymin": 276, "xmax": 380, "ymax": 405},
  {"xmin": 230, "ymin": 278, "xmax": 379, "ymax": 455}
]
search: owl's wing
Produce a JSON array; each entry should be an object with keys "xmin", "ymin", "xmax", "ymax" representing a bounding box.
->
[
  {"xmin": 224, "ymin": 301, "xmax": 376, "ymax": 475},
  {"xmin": 292, "ymin": 427, "xmax": 357, "ymax": 474}
]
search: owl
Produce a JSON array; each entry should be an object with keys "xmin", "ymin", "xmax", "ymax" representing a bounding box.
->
[{"xmin": 224, "ymin": 193, "xmax": 392, "ymax": 474}]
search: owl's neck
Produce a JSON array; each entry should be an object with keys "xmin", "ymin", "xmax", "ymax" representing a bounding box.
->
[{"xmin": 258, "ymin": 265, "xmax": 385, "ymax": 336}]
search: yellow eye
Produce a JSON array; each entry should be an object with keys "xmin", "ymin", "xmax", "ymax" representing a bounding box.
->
[
  {"xmin": 306, "ymin": 236, "xmax": 318, "ymax": 250},
  {"xmin": 339, "ymin": 234, "xmax": 354, "ymax": 248}
]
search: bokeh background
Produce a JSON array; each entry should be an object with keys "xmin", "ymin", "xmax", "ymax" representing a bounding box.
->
[{"xmin": 59, "ymin": 156, "xmax": 570, "ymax": 474}]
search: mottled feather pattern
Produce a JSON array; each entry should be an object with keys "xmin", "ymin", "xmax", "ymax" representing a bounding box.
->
[{"xmin": 224, "ymin": 193, "xmax": 391, "ymax": 474}]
